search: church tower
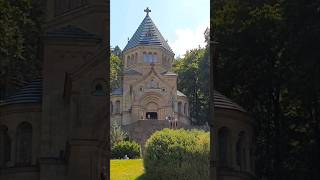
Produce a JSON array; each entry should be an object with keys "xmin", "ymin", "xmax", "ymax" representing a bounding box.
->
[
  {"xmin": 40, "ymin": 0, "xmax": 109, "ymax": 180},
  {"xmin": 121, "ymin": 8, "xmax": 179, "ymax": 125}
]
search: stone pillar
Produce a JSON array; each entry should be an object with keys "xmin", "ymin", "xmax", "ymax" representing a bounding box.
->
[
  {"xmin": 0, "ymin": 126, "xmax": 5, "ymax": 167},
  {"xmin": 67, "ymin": 139, "xmax": 107, "ymax": 180},
  {"xmin": 8, "ymin": 128, "xmax": 15, "ymax": 166}
]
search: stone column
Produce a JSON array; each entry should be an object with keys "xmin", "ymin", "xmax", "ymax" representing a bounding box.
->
[
  {"xmin": 0, "ymin": 126, "xmax": 5, "ymax": 167},
  {"xmin": 8, "ymin": 128, "xmax": 15, "ymax": 167}
]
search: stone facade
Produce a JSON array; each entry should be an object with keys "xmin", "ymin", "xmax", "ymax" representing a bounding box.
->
[{"xmin": 110, "ymin": 9, "xmax": 190, "ymax": 130}]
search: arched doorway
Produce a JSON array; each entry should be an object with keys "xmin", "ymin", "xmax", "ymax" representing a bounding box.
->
[{"xmin": 145, "ymin": 102, "xmax": 158, "ymax": 120}]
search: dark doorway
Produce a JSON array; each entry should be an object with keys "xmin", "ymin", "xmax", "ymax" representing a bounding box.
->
[{"xmin": 146, "ymin": 112, "xmax": 157, "ymax": 120}]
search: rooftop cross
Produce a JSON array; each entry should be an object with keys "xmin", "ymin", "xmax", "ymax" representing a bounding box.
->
[{"xmin": 144, "ymin": 7, "xmax": 151, "ymax": 16}]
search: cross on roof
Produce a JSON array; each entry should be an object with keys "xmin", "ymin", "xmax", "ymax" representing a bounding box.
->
[{"xmin": 144, "ymin": 7, "xmax": 151, "ymax": 15}]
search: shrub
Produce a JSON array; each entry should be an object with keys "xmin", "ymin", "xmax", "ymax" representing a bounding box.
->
[
  {"xmin": 143, "ymin": 128, "xmax": 209, "ymax": 180},
  {"xmin": 110, "ymin": 121, "xmax": 128, "ymax": 147},
  {"xmin": 111, "ymin": 140, "xmax": 141, "ymax": 159}
]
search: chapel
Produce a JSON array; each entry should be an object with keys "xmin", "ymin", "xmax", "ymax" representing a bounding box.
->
[{"xmin": 110, "ymin": 8, "xmax": 190, "ymax": 127}]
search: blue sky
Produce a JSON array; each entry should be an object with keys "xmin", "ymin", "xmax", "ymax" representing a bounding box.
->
[{"xmin": 111, "ymin": 0, "xmax": 210, "ymax": 57}]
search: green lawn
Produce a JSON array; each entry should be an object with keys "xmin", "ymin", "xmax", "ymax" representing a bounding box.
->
[{"xmin": 110, "ymin": 159, "xmax": 146, "ymax": 180}]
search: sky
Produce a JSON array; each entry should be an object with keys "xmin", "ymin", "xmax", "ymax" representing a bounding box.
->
[{"xmin": 111, "ymin": 0, "xmax": 210, "ymax": 57}]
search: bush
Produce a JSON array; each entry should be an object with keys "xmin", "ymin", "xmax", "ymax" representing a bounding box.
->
[
  {"xmin": 110, "ymin": 121, "xmax": 128, "ymax": 147},
  {"xmin": 143, "ymin": 128, "xmax": 209, "ymax": 180},
  {"xmin": 111, "ymin": 140, "xmax": 141, "ymax": 159}
]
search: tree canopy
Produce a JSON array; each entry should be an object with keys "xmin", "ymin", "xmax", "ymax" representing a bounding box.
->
[
  {"xmin": 0, "ymin": 0, "xmax": 43, "ymax": 97},
  {"xmin": 110, "ymin": 47, "xmax": 123, "ymax": 90},
  {"xmin": 212, "ymin": 0, "xmax": 320, "ymax": 179},
  {"xmin": 173, "ymin": 47, "xmax": 209, "ymax": 125}
]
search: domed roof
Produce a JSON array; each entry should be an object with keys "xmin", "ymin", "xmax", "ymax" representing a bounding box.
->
[
  {"xmin": 177, "ymin": 90, "xmax": 186, "ymax": 97},
  {"xmin": 0, "ymin": 78, "xmax": 42, "ymax": 106},
  {"xmin": 175, "ymin": 90, "xmax": 246, "ymax": 113},
  {"xmin": 214, "ymin": 90, "xmax": 246, "ymax": 113},
  {"xmin": 123, "ymin": 8, "xmax": 174, "ymax": 54}
]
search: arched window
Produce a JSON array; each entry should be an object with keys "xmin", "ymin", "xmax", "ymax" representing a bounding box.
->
[
  {"xmin": 115, "ymin": 100, "xmax": 120, "ymax": 114},
  {"xmin": 184, "ymin": 103, "xmax": 188, "ymax": 115},
  {"xmin": 135, "ymin": 53, "xmax": 138, "ymax": 63},
  {"xmin": 0, "ymin": 125, "xmax": 11, "ymax": 167},
  {"xmin": 153, "ymin": 52, "xmax": 157, "ymax": 62},
  {"xmin": 218, "ymin": 127, "xmax": 229, "ymax": 166},
  {"xmin": 16, "ymin": 122, "xmax": 32, "ymax": 166},
  {"xmin": 162, "ymin": 55, "xmax": 165, "ymax": 65},
  {"xmin": 110, "ymin": 101, "xmax": 113, "ymax": 114},
  {"xmin": 148, "ymin": 52, "xmax": 153, "ymax": 63},
  {"xmin": 236, "ymin": 131, "xmax": 247, "ymax": 171},
  {"xmin": 178, "ymin": 102, "xmax": 182, "ymax": 114},
  {"xmin": 131, "ymin": 54, "xmax": 134, "ymax": 65},
  {"xmin": 127, "ymin": 56, "xmax": 130, "ymax": 66},
  {"xmin": 94, "ymin": 83, "xmax": 104, "ymax": 96}
]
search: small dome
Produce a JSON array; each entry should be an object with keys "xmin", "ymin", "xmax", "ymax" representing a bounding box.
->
[{"xmin": 0, "ymin": 78, "xmax": 42, "ymax": 106}]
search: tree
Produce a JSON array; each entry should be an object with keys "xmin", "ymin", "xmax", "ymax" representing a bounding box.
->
[
  {"xmin": 110, "ymin": 121, "xmax": 128, "ymax": 147},
  {"xmin": 173, "ymin": 47, "xmax": 209, "ymax": 125},
  {"xmin": 110, "ymin": 50, "xmax": 123, "ymax": 90},
  {"xmin": 212, "ymin": 0, "xmax": 320, "ymax": 179},
  {"xmin": 0, "ymin": 0, "xmax": 43, "ymax": 98}
]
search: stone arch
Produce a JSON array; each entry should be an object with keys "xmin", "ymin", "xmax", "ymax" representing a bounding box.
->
[
  {"xmin": 139, "ymin": 92, "xmax": 162, "ymax": 106},
  {"xmin": 115, "ymin": 100, "xmax": 120, "ymax": 114},
  {"xmin": 0, "ymin": 125, "xmax": 11, "ymax": 167},
  {"xmin": 178, "ymin": 101, "xmax": 182, "ymax": 114},
  {"xmin": 131, "ymin": 54, "xmax": 134, "ymax": 65},
  {"xmin": 184, "ymin": 103, "xmax": 188, "ymax": 115},
  {"xmin": 135, "ymin": 52, "xmax": 138, "ymax": 64},
  {"xmin": 92, "ymin": 78, "xmax": 107, "ymax": 96},
  {"xmin": 127, "ymin": 55, "xmax": 130, "ymax": 67},
  {"xmin": 218, "ymin": 127, "xmax": 231, "ymax": 167},
  {"xmin": 139, "ymin": 93, "xmax": 162, "ymax": 119},
  {"xmin": 146, "ymin": 102, "xmax": 158, "ymax": 112},
  {"xmin": 236, "ymin": 131, "xmax": 247, "ymax": 171},
  {"xmin": 16, "ymin": 122, "xmax": 32, "ymax": 165}
]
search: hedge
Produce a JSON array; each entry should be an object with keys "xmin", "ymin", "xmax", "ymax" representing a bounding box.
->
[
  {"xmin": 143, "ymin": 128, "xmax": 210, "ymax": 180},
  {"xmin": 111, "ymin": 140, "xmax": 141, "ymax": 159}
]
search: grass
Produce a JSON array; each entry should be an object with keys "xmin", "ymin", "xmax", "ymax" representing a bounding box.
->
[{"xmin": 110, "ymin": 159, "xmax": 145, "ymax": 180}]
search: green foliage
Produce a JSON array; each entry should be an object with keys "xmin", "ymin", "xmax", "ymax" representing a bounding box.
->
[
  {"xmin": 143, "ymin": 128, "xmax": 209, "ymax": 180},
  {"xmin": 173, "ymin": 48, "xmax": 209, "ymax": 125},
  {"xmin": 110, "ymin": 121, "xmax": 128, "ymax": 147},
  {"xmin": 0, "ymin": 0, "xmax": 43, "ymax": 93},
  {"xmin": 111, "ymin": 141, "xmax": 141, "ymax": 159},
  {"xmin": 110, "ymin": 52, "xmax": 123, "ymax": 90},
  {"xmin": 212, "ymin": 0, "xmax": 320, "ymax": 179}
]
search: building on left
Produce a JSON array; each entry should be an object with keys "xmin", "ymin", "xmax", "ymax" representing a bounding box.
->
[{"xmin": 0, "ymin": 0, "xmax": 109, "ymax": 180}]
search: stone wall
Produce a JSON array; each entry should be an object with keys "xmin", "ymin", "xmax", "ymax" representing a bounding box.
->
[{"xmin": 0, "ymin": 166, "xmax": 40, "ymax": 180}]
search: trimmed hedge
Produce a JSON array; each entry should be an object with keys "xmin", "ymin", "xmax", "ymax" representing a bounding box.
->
[
  {"xmin": 143, "ymin": 128, "xmax": 210, "ymax": 180},
  {"xmin": 111, "ymin": 140, "xmax": 141, "ymax": 159}
]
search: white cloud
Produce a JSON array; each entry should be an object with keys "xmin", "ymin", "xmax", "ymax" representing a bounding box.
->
[{"xmin": 170, "ymin": 22, "xmax": 209, "ymax": 58}]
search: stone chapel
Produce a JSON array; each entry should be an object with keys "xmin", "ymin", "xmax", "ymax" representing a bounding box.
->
[{"xmin": 110, "ymin": 8, "xmax": 190, "ymax": 126}]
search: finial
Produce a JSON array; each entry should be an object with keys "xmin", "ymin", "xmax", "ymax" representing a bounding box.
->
[{"xmin": 144, "ymin": 7, "xmax": 151, "ymax": 16}]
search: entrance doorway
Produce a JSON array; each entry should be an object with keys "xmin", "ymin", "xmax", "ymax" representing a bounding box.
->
[{"xmin": 146, "ymin": 112, "xmax": 157, "ymax": 120}]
